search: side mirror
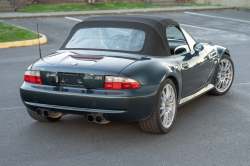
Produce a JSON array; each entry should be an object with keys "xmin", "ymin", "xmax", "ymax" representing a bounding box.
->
[
  {"xmin": 174, "ymin": 45, "xmax": 189, "ymax": 55},
  {"xmin": 194, "ymin": 43, "xmax": 204, "ymax": 52}
]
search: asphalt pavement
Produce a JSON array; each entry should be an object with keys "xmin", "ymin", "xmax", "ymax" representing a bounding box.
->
[{"xmin": 1, "ymin": 10, "xmax": 250, "ymax": 165}]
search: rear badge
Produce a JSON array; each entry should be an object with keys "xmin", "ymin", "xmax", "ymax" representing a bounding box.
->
[
  {"xmin": 34, "ymin": 67, "xmax": 45, "ymax": 71},
  {"xmin": 70, "ymin": 62, "xmax": 78, "ymax": 67},
  {"xmin": 84, "ymin": 76, "xmax": 93, "ymax": 79},
  {"xmin": 95, "ymin": 76, "xmax": 102, "ymax": 80}
]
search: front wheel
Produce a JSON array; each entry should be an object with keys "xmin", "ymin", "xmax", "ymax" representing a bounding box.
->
[
  {"xmin": 208, "ymin": 54, "xmax": 234, "ymax": 96},
  {"xmin": 139, "ymin": 79, "xmax": 177, "ymax": 134}
]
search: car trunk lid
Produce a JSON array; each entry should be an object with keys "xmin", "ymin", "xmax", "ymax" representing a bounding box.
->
[{"xmin": 32, "ymin": 51, "xmax": 145, "ymax": 89}]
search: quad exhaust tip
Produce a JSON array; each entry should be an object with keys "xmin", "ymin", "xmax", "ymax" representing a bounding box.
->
[
  {"xmin": 36, "ymin": 108, "xmax": 107, "ymax": 123},
  {"xmin": 43, "ymin": 110, "xmax": 50, "ymax": 117},
  {"xmin": 36, "ymin": 109, "xmax": 43, "ymax": 115},
  {"xmin": 36, "ymin": 108, "xmax": 63, "ymax": 118},
  {"xmin": 87, "ymin": 114, "xmax": 110, "ymax": 124},
  {"xmin": 87, "ymin": 114, "xmax": 95, "ymax": 122},
  {"xmin": 95, "ymin": 115, "xmax": 103, "ymax": 123}
]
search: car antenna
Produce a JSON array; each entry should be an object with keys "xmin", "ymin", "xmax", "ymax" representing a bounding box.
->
[{"xmin": 37, "ymin": 23, "xmax": 43, "ymax": 61}]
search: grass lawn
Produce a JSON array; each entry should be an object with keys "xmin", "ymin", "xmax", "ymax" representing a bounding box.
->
[
  {"xmin": 181, "ymin": 3, "xmax": 221, "ymax": 6},
  {"xmin": 0, "ymin": 22, "xmax": 39, "ymax": 43},
  {"xmin": 18, "ymin": 2, "xmax": 169, "ymax": 13}
]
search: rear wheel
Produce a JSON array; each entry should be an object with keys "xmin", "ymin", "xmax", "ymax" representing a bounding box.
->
[
  {"xmin": 208, "ymin": 54, "xmax": 234, "ymax": 96},
  {"xmin": 27, "ymin": 108, "xmax": 61, "ymax": 122},
  {"xmin": 139, "ymin": 79, "xmax": 177, "ymax": 134}
]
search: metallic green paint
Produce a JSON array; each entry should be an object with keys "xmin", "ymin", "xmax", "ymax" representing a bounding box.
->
[
  {"xmin": 20, "ymin": 20, "xmax": 232, "ymax": 122},
  {"xmin": 173, "ymin": 49, "xmax": 210, "ymax": 98},
  {"xmin": 25, "ymin": 101, "xmax": 125, "ymax": 114},
  {"xmin": 215, "ymin": 45, "xmax": 230, "ymax": 60},
  {"xmin": 21, "ymin": 42, "xmax": 230, "ymax": 121},
  {"xmin": 20, "ymin": 81, "xmax": 160, "ymax": 121},
  {"xmin": 21, "ymin": 44, "xmax": 230, "ymax": 121}
]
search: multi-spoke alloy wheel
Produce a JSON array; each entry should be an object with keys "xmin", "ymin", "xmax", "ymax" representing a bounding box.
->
[
  {"xmin": 215, "ymin": 59, "xmax": 233, "ymax": 92},
  {"xmin": 139, "ymin": 79, "xmax": 177, "ymax": 134},
  {"xmin": 208, "ymin": 54, "xmax": 234, "ymax": 96},
  {"xmin": 160, "ymin": 84, "xmax": 176, "ymax": 128}
]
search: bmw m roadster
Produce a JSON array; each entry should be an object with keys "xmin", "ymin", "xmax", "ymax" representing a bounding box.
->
[{"xmin": 20, "ymin": 15, "xmax": 234, "ymax": 134}]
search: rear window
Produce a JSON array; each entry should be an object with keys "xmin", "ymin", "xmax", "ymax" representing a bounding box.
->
[{"xmin": 65, "ymin": 28, "xmax": 146, "ymax": 52}]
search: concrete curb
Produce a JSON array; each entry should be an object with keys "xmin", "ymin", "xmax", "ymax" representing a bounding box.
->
[
  {"xmin": 0, "ymin": 6, "xmax": 234, "ymax": 20},
  {"xmin": 0, "ymin": 33, "xmax": 47, "ymax": 49},
  {"xmin": 235, "ymin": 7, "xmax": 250, "ymax": 12}
]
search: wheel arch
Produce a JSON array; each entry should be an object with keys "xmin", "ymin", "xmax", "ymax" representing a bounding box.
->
[
  {"xmin": 159, "ymin": 72, "xmax": 181, "ymax": 102},
  {"xmin": 144, "ymin": 73, "xmax": 181, "ymax": 119},
  {"xmin": 214, "ymin": 45, "xmax": 231, "ymax": 60},
  {"xmin": 224, "ymin": 51, "xmax": 230, "ymax": 57},
  {"xmin": 167, "ymin": 75, "xmax": 180, "ymax": 101}
]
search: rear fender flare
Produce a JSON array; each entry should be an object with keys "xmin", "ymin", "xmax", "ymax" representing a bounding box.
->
[
  {"xmin": 119, "ymin": 60, "xmax": 182, "ymax": 101},
  {"xmin": 160, "ymin": 72, "xmax": 181, "ymax": 101},
  {"xmin": 144, "ymin": 72, "xmax": 181, "ymax": 119}
]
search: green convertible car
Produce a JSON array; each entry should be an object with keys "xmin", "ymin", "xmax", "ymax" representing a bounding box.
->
[{"xmin": 20, "ymin": 15, "xmax": 234, "ymax": 134}]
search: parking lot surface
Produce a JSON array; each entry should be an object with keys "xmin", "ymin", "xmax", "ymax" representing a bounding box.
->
[{"xmin": 1, "ymin": 10, "xmax": 250, "ymax": 165}]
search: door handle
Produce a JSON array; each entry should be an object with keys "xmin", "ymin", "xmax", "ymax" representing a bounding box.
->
[{"xmin": 182, "ymin": 63, "xmax": 189, "ymax": 68}]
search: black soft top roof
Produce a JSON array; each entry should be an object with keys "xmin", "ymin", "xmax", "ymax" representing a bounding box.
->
[
  {"xmin": 60, "ymin": 15, "xmax": 179, "ymax": 56},
  {"xmin": 83, "ymin": 15, "xmax": 178, "ymax": 27}
]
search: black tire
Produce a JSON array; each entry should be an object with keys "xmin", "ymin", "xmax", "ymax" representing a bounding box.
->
[
  {"xmin": 208, "ymin": 54, "xmax": 234, "ymax": 96},
  {"xmin": 139, "ymin": 79, "xmax": 177, "ymax": 134},
  {"xmin": 27, "ymin": 108, "xmax": 61, "ymax": 122}
]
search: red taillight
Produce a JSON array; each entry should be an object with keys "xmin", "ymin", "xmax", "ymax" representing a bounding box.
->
[
  {"xmin": 104, "ymin": 82, "xmax": 113, "ymax": 89},
  {"xmin": 104, "ymin": 76, "xmax": 140, "ymax": 90},
  {"xmin": 24, "ymin": 71, "xmax": 42, "ymax": 84}
]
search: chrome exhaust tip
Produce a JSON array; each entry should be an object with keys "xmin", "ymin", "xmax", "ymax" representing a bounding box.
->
[
  {"xmin": 95, "ymin": 114, "xmax": 110, "ymax": 124},
  {"xmin": 43, "ymin": 110, "xmax": 50, "ymax": 117},
  {"xmin": 87, "ymin": 114, "xmax": 95, "ymax": 122},
  {"xmin": 44, "ymin": 109, "xmax": 62, "ymax": 118},
  {"xmin": 95, "ymin": 115, "xmax": 103, "ymax": 123},
  {"xmin": 87, "ymin": 113, "xmax": 110, "ymax": 124},
  {"xmin": 36, "ymin": 108, "xmax": 43, "ymax": 115},
  {"xmin": 37, "ymin": 108, "xmax": 62, "ymax": 118}
]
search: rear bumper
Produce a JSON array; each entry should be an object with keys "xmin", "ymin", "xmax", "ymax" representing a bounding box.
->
[{"xmin": 20, "ymin": 82, "xmax": 160, "ymax": 121}]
